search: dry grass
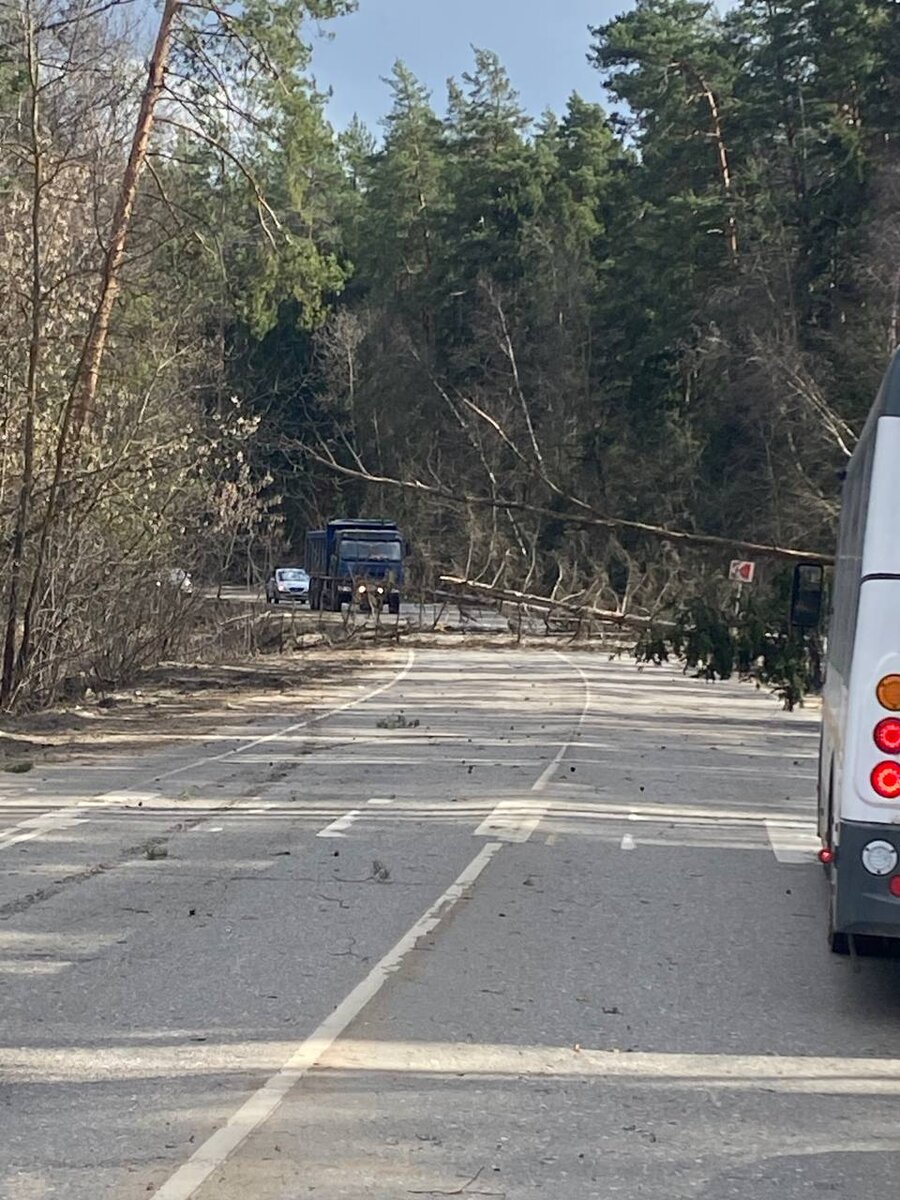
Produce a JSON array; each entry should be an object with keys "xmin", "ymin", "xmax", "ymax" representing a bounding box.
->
[{"xmin": 0, "ymin": 646, "xmax": 386, "ymax": 767}]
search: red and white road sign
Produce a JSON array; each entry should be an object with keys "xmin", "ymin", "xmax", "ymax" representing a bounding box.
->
[{"xmin": 729, "ymin": 560, "xmax": 756, "ymax": 584}]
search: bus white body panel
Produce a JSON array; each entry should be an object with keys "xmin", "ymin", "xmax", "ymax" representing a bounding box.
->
[
  {"xmin": 843, "ymin": 582, "xmax": 900, "ymax": 823},
  {"xmin": 817, "ymin": 355, "xmax": 900, "ymax": 946},
  {"xmin": 859, "ymin": 417, "xmax": 900, "ymax": 576}
]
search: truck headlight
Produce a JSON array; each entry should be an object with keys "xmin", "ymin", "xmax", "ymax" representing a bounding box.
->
[{"xmin": 358, "ymin": 585, "xmax": 367, "ymax": 594}]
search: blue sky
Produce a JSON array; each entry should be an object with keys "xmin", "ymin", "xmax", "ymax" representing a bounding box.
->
[{"xmin": 310, "ymin": 0, "xmax": 628, "ymax": 133}]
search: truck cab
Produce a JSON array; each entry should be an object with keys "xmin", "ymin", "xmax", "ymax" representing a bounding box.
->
[{"xmin": 306, "ymin": 520, "xmax": 405, "ymax": 614}]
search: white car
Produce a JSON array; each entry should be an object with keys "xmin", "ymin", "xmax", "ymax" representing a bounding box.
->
[
  {"xmin": 266, "ymin": 568, "xmax": 309, "ymax": 604},
  {"xmin": 158, "ymin": 568, "xmax": 193, "ymax": 594}
]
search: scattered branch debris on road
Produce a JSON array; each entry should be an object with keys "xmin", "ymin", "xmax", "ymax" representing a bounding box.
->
[{"xmin": 408, "ymin": 1166, "xmax": 506, "ymax": 1197}]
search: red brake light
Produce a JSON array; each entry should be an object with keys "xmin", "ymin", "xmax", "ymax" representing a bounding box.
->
[
  {"xmin": 891, "ymin": 877, "xmax": 900, "ymax": 897},
  {"xmin": 874, "ymin": 718, "xmax": 900, "ymax": 754},
  {"xmin": 871, "ymin": 761, "xmax": 900, "ymax": 799}
]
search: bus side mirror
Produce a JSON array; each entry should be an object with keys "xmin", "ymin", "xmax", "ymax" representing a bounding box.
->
[{"xmin": 790, "ymin": 563, "xmax": 825, "ymax": 630}]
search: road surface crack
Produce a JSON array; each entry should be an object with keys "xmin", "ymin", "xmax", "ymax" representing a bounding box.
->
[{"xmin": 408, "ymin": 1166, "xmax": 506, "ymax": 1196}]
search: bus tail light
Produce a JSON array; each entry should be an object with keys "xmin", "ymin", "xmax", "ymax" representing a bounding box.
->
[
  {"xmin": 871, "ymin": 761, "xmax": 900, "ymax": 799},
  {"xmin": 874, "ymin": 718, "xmax": 900, "ymax": 754}
]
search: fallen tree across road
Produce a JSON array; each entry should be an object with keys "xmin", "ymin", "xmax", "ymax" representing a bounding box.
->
[{"xmin": 439, "ymin": 576, "xmax": 675, "ymax": 632}]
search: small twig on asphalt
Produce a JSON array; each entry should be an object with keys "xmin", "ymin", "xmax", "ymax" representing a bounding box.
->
[
  {"xmin": 408, "ymin": 1167, "xmax": 506, "ymax": 1196},
  {"xmin": 331, "ymin": 860, "xmax": 391, "ymax": 884}
]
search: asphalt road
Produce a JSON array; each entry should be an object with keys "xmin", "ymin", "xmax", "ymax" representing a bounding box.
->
[{"xmin": 1, "ymin": 648, "xmax": 898, "ymax": 1200}]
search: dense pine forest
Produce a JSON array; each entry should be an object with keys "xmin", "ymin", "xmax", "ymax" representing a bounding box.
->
[{"xmin": 1, "ymin": 0, "xmax": 898, "ymax": 704}]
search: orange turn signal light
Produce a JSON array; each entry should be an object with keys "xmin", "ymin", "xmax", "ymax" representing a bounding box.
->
[{"xmin": 877, "ymin": 675, "xmax": 900, "ymax": 711}]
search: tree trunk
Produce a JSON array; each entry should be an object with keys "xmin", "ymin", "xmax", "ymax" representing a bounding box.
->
[
  {"xmin": 14, "ymin": 0, "xmax": 181, "ymax": 690},
  {"xmin": 677, "ymin": 59, "xmax": 739, "ymax": 265},
  {"xmin": 70, "ymin": 0, "xmax": 181, "ymax": 437},
  {"xmin": 1, "ymin": 13, "xmax": 42, "ymax": 707},
  {"xmin": 439, "ymin": 575, "xmax": 675, "ymax": 631}
]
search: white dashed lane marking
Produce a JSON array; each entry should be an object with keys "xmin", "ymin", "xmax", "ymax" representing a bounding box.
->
[
  {"xmin": 766, "ymin": 818, "xmax": 821, "ymax": 863},
  {"xmin": 315, "ymin": 797, "xmax": 395, "ymax": 839},
  {"xmin": 316, "ymin": 811, "xmax": 363, "ymax": 839},
  {"xmin": 0, "ymin": 811, "xmax": 89, "ymax": 851}
]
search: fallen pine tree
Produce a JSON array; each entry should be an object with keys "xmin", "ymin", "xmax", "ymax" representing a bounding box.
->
[
  {"xmin": 439, "ymin": 574, "xmax": 821, "ymax": 710},
  {"xmin": 438, "ymin": 576, "xmax": 674, "ymax": 631}
]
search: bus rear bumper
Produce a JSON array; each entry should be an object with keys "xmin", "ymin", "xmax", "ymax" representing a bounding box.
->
[{"xmin": 835, "ymin": 820, "xmax": 900, "ymax": 937}]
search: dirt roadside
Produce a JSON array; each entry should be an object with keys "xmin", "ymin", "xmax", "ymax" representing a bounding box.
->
[{"xmin": 0, "ymin": 648, "xmax": 390, "ymax": 768}]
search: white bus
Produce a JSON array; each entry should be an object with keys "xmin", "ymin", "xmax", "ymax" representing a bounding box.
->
[{"xmin": 811, "ymin": 349, "xmax": 900, "ymax": 953}]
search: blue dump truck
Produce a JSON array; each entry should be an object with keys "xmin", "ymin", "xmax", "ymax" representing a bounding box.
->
[{"xmin": 305, "ymin": 519, "xmax": 405, "ymax": 615}]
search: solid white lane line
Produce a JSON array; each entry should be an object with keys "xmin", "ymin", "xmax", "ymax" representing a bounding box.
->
[
  {"xmin": 316, "ymin": 810, "xmax": 363, "ymax": 839},
  {"xmin": 150, "ymin": 648, "xmax": 417, "ymax": 783},
  {"xmin": 195, "ymin": 755, "xmax": 813, "ymax": 779},
  {"xmin": 531, "ymin": 659, "xmax": 591, "ymax": 794},
  {"xmin": 367, "ymin": 798, "xmax": 395, "ymax": 806},
  {"xmin": 317, "ymin": 1038, "xmax": 900, "ymax": 1089},
  {"xmin": 765, "ymin": 818, "xmax": 820, "ymax": 863},
  {"xmin": 151, "ymin": 839, "xmax": 505, "ymax": 1200},
  {"xmin": 528, "ymin": 800, "xmax": 814, "ymax": 826},
  {"xmin": 622, "ymin": 814, "xmax": 639, "ymax": 848},
  {"xmin": 1, "ymin": 653, "xmax": 417, "ymax": 855},
  {"xmin": 539, "ymin": 653, "xmax": 592, "ymax": 792},
  {"xmin": 475, "ymin": 652, "xmax": 592, "ymax": 842},
  {"xmin": 77, "ymin": 791, "xmax": 160, "ymax": 808}
]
